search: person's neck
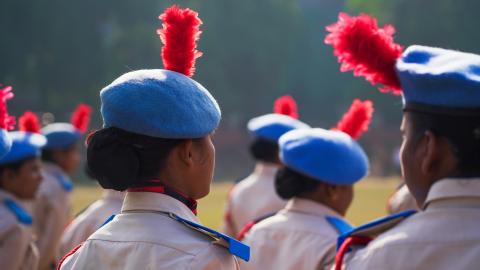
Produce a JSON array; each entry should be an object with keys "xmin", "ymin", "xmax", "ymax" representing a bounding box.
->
[
  {"xmin": 155, "ymin": 171, "xmax": 193, "ymax": 199},
  {"xmin": 254, "ymin": 162, "xmax": 278, "ymax": 174},
  {"xmin": 298, "ymin": 193, "xmax": 345, "ymax": 217}
]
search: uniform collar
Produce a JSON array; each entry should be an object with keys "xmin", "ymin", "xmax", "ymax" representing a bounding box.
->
[
  {"xmin": 284, "ymin": 197, "xmax": 343, "ymax": 218},
  {"xmin": 0, "ymin": 189, "xmax": 17, "ymax": 201},
  {"xmin": 121, "ymin": 192, "xmax": 199, "ymax": 223},
  {"xmin": 254, "ymin": 162, "xmax": 278, "ymax": 179},
  {"xmin": 102, "ymin": 190, "xmax": 126, "ymax": 202},
  {"xmin": 424, "ymin": 178, "xmax": 480, "ymax": 209},
  {"xmin": 42, "ymin": 161, "xmax": 64, "ymax": 175}
]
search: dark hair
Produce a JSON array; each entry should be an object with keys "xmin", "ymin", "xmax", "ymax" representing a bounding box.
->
[
  {"xmin": 0, "ymin": 157, "xmax": 36, "ymax": 186},
  {"xmin": 249, "ymin": 138, "xmax": 279, "ymax": 163},
  {"xmin": 275, "ymin": 167, "xmax": 319, "ymax": 199},
  {"xmin": 41, "ymin": 149, "xmax": 57, "ymax": 163},
  {"xmin": 408, "ymin": 111, "xmax": 480, "ymax": 177},
  {"xmin": 41, "ymin": 144, "xmax": 75, "ymax": 163},
  {"xmin": 87, "ymin": 127, "xmax": 184, "ymax": 191}
]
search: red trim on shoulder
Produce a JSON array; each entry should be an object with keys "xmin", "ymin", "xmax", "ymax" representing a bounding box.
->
[
  {"xmin": 334, "ymin": 236, "xmax": 372, "ymax": 270},
  {"xmin": 236, "ymin": 212, "xmax": 277, "ymax": 241},
  {"xmin": 57, "ymin": 242, "xmax": 84, "ymax": 270},
  {"xmin": 236, "ymin": 220, "xmax": 256, "ymax": 241}
]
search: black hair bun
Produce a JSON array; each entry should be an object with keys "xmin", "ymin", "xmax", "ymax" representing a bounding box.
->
[
  {"xmin": 275, "ymin": 167, "xmax": 319, "ymax": 199},
  {"xmin": 249, "ymin": 138, "xmax": 279, "ymax": 163},
  {"xmin": 87, "ymin": 128, "xmax": 140, "ymax": 191}
]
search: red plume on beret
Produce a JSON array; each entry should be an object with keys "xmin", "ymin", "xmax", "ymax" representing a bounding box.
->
[
  {"xmin": 325, "ymin": 13, "xmax": 403, "ymax": 95},
  {"xmin": 19, "ymin": 111, "xmax": 40, "ymax": 133},
  {"xmin": 71, "ymin": 104, "xmax": 92, "ymax": 133},
  {"xmin": 0, "ymin": 86, "xmax": 15, "ymax": 131},
  {"xmin": 274, "ymin": 95, "xmax": 299, "ymax": 119},
  {"xmin": 335, "ymin": 99, "xmax": 374, "ymax": 140},
  {"xmin": 158, "ymin": 5, "xmax": 203, "ymax": 77}
]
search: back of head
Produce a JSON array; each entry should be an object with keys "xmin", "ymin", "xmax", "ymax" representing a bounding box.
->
[
  {"xmin": 249, "ymin": 138, "xmax": 279, "ymax": 164},
  {"xmin": 87, "ymin": 127, "xmax": 183, "ymax": 191},
  {"xmin": 275, "ymin": 167, "xmax": 319, "ymax": 199}
]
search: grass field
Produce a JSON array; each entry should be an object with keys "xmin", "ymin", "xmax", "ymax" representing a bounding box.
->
[{"xmin": 72, "ymin": 178, "xmax": 400, "ymax": 229}]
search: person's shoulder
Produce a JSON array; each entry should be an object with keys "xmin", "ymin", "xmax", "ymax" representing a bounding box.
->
[
  {"xmin": 336, "ymin": 210, "xmax": 417, "ymax": 270},
  {"xmin": 250, "ymin": 211, "xmax": 340, "ymax": 240},
  {"xmin": 374, "ymin": 205, "xmax": 480, "ymax": 247},
  {"xmin": 37, "ymin": 172, "xmax": 61, "ymax": 197},
  {"xmin": 0, "ymin": 203, "xmax": 31, "ymax": 242},
  {"xmin": 0, "ymin": 198, "xmax": 33, "ymax": 228},
  {"xmin": 187, "ymin": 242, "xmax": 238, "ymax": 269},
  {"xmin": 78, "ymin": 199, "xmax": 115, "ymax": 219},
  {"xmin": 249, "ymin": 211, "xmax": 286, "ymax": 231},
  {"xmin": 0, "ymin": 204, "xmax": 19, "ymax": 232},
  {"xmin": 91, "ymin": 212, "xmax": 250, "ymax": 262},
  {"xmin": 231, "ymin": 174, "xmax": 257, "ymax": 193}
]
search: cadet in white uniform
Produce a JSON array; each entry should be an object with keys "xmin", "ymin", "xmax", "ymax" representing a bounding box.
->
[
  {"xmin": 222, "ymin": 96, "xmax": 310, "ymax": 237},
  {"xmin": 326, "ymin": 12, "xmax": 480, "ymax": 270},
  {"xmin": 59, "ymin": 190, "xmax": 125, "ymax": 257},
  {"xmin": 241, "ymin": 99, "xmax": 373, "ymax": 270},
  {"xmin": 33, "ymin": 104, "xmax": 91, "ymax": 270},
  {"xmin": 0, "ymin": 108, "xmax": 47, "ymax": 270},
  {"xmin": 58, "ymin": 5, "xmax": 249, "ymax": 269}
]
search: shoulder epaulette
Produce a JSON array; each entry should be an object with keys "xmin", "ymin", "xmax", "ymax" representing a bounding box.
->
[
  {"xmin": 333, "ymin": 210, "xmax": 416, "ymax": 270},
  {"xmin": 326, "ymin": 215, "xmax": 353, "ymax": 235},
  {"xmin": 3, "ymin": 198, "xmax": 33, "ymax": 225},
  {"xmin": 167, "ymin": 212, "xmax": 250, "ymax": 262},
  {"xmin": 54, "ymin": 172, "xmax": 74, "ymax": 192},
  {"xmin": 100, "ymin": 214, "xmax": 116, "ymax": 228},
  {"xmin": 337, "ymin": 209, "xmax": 416, "ymax": 250}
]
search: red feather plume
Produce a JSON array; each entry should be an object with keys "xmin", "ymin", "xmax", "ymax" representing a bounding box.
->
[
  {"xmin": 274, "ymin": 95, "xmax": 299, "ymax": 119},
  {"xmin": 158, "ymin": 5, "xmax": 203, "ymax": 77},
  {"xmin": 19, "ymin": 111, "xmax": 41, "ymax": 133},
  {"xmin": 0, "ymin": 86, "xmax": 15, "ymax": 130},
  {"xmin": 335, "ymin": 99, "xmax": 374, "ymax": 140},
  {"xmin": 325, "ymin": 13, "xmax": 404, "ymax": 95},
  {"xmin": 71, "ymin": 104, "xmax": 92, "ymax": 133}
]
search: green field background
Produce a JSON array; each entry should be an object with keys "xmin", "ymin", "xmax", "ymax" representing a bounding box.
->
[{"xmin": 73, "ymin": 178, "xmax": 400, "ymax": 229}]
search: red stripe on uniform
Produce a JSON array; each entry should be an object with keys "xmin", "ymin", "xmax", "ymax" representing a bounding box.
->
[
  {"xmin": 334, "ymin": 236, "xmax": 372, "ymax": 270},
  {"xmin": 57, "ymin": 242, "xmax": 84, "ymax": 270}
]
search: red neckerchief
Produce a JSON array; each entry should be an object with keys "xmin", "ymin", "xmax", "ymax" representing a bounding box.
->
[{"xmin": 127, "ymin": 180, "xmax": 198, "ymax": 215}]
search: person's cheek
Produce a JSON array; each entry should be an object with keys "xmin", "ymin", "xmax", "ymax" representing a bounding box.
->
[{"xmin": 400, "ymin": 139, "xmax": 409, "ymax": 178}]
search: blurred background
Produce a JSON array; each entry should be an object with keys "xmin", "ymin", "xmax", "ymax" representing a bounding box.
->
[{"xmin": 1, "ymin": 0, "xmax": 479, "ymax": 182}]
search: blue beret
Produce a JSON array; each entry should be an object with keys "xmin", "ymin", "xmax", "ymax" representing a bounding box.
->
[
  {"xmin": 397, "ymin": 45, "xmax": 480, "ymax": 110},
  {"xmin": 42, "ymin": 123, "xmax": 82, "ymax": 150},
  {"xmin": 0, "ymin": 129, "xmax": 12, "ymax": 159},
  {"xmin": 101, "ymin": 69, "xmax": 221, "ymax": 139},
  {"xmin": 279, "ymin": 128, "xmax": 369, "ymax": 185},
  {"xmin": 247, "ymin": 114, "xmax": 310, "ymax": 142},
  {"xmin": 0, "ymin": 131, "xmax": 47, "ymax": 165}
]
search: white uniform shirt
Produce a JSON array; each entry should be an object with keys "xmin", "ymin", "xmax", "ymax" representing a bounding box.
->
[
  {"xmin": 59, "ymin": 190, "xmax": 125, "ymax": 257},
  {"xmin": 33, "ymin": 162, "xmax": 73, "ymax": 270},
  {"xmin": 343, "ymin": 178, "xmax": 480, "ymax": 270},
  {"xmin": 59, "ymin": 192, "xmax": 240, "ymax": 270},
  {"xmin": 221, "ymin": 163, "xmax": 286, "ymax": 237},
  {"xmin": 241, "ymin": 198, "xmax": 349, "ymax": 270},
  {"xmin": 0, "ymin": 190, "xmax": 39, "ymax": 270},
  {"xmin": 387, "ymin": 183, "xmax": 418, "ymax": 214}
]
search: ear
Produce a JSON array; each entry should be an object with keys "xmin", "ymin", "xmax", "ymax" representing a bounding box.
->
[
  {"xmin": 176, "ymin": 139, "xmax": 194, "ymax": 166},
  {"xmin": 1, "ymin": 169, "xmax": 16, "ymax": 189},
  {"xmin": 420, "ymin": 131, "xmax": 440, "ymax": 175},
  {"xmin": 324, "ymin": 184, "xmax": 339, "ymax": 201}
]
